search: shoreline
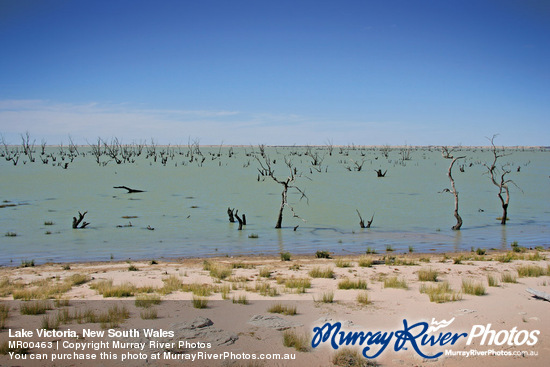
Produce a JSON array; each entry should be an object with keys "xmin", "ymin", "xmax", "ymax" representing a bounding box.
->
[{"xmin": 1, "ymin": 250, "xmax": 549, "ymax": 366}]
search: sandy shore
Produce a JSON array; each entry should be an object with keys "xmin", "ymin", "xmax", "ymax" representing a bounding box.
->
[{"xmin": 1, "ymin": 251, "xmax": 549, "ymax": 366}]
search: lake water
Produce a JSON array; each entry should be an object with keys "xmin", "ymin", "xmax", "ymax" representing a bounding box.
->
[{"xmin": 1, "ymin": 145, "xmax": 549, "ymax": 265}]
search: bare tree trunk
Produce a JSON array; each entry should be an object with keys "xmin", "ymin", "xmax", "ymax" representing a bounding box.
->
[
  {"xmin": 448, "ymin": 156, "xmax": 465, "ymax": 230},
  {"xmin": 499, "ymin": 187, "xmax": 510, "ymax": 225},
  {"xmin": 235, "ymin": 210, "xmax": 244, "ymax": 230},
  {"xmin": 275, "ymin": 184, "xmax": 288, "ymax": 229}
]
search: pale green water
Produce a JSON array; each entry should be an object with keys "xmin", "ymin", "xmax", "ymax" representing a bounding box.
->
[{"xmin": 0, "ymin": 145, "xmax": 548, "ymax": 265}]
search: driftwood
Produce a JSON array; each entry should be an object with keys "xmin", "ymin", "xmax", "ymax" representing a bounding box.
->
[
  {"xmin": 114, "ymin": 186, "xmax": 144, "ymax": 193},
  {"xmin": 72, "ymin": 211, "xmax": 90, "ymax": 229},
  {"xmin": 526, "ymin": 288, "xmax": 550, "ymax": 302}
]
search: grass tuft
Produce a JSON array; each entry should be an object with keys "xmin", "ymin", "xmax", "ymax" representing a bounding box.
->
[
  {"xmin": 338, "ymin": 278, "xmax": 367, "ymax": 290},
  {"xmin": 356, "ymin": 291, "xmax": 371, "ymax": 306},
  {"xmin": 315, "ymin": 291, "xmax": 334, "ymax": 303},
  {"xmin": 232, "ymin": 294, "xmax": 249, "ymax": 305},
  {"xmin": 487, "ymin": 274, "xmax": 499, "ymax": 287},
  {"xmin": 20, "ymin": 300, "xmax": 52, "ymax": 315},
  {"xmin": 280, "ymin": 252, "xmax": 292, "ymax": 261},
  {"xmin": 461, "ymin": 279, "xmax": 486, "ymax": 296},
  {"xmin": 282, "ymin": 329, "xmax": 309, "ymax": 352},
  {"xmin": 358, "ymin": 256, "xmax": 374, "ymax": 267},
  {"xmin": 267, "ymin": 303, "xmax": 297, "ymax": 315},
  {"xmin": 417, "ymin": 268, "xmax": 438, "ymax": 282},
  {"xmin": 383, "ymin": 276, "xmax": 408, "ymax": 289},
  {"xmin": 308, "ymin": 267, "xmax": 334, "ymax": 278},
  {"xmin": 135, "ymin": 294, "xmax": 161, "ymax": 308},
  {"xmin": 516, "ymin": 264, "xmax": 546, "ymax": 277},
  {"xmin": 419, "ymin": 282, "xmax": 462, "ymax": 303},
  {"xmin": 192, "ymin": 295, "xmax": 209, "ymax": 309},
  {"xmin": 501, "ymin": 272, "xmax": 518, "ymax": 283},
  {"xmin": 332, "ymin": 347, "xmax": 378, "ymax": 366}
]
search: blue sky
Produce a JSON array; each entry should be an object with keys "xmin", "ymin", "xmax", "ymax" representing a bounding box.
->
[{"xmin": 0, "ymin": 0, "xmax": 548, "ymax": 146}]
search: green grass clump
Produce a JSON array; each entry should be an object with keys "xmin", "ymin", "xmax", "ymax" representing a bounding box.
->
[
  {"xmin": 267, "ymin": 303, "xmax": 297, "ymax": 316},
  {"xmin": 356, "ymin": 291, "xmax": 371, "ymax": 306},
  {"xmin": 358, "ymin": 256, "xmax": 374, "ymax": 267},
  {"xmin": 182, "ymin": 283, "xmax": 213, "ymax": 297},
  {"xmin": 282, "ymin": 330, "xmax": 309, "ymax": 352},
  {"xmin": 135, "ymin": 294, "xmax": 161, "ymax": 308},
  {"xmin": 461, "ymin": 279, "xmax": 486, "ymax": 296},
  {"xmin": 315, "ymin": 250, "xmax": 331, "ymax": 259},
  {"xmin": 417, "ymin": 268, "xmax": 438, "ymax": 282},
  {"xmin": 511, "ymin": 241, "xmax": 527, "ymax": 253},
  {"xmin": 160, "ymin": 275, "xmax": 182, "ymax": 294},
  {"xmin": 501, "ymin": 272, "xmax": 518, "ymax": 283},
  {"xmin": 335, "ymin": 258, "xmax": 352, "ymax": 268},
  {"xmin": 332, "ymin": 348, "xmax": 378, "ymax": 366},
  {"xmin": 476, "ymin": 248, "xmax": 487, "ymax": 255},
  {"xmin": 20, "ymin": 300, "xmax": 52, "ymax": 315},
  {"xmin": 495, "ymin": 253, "xmax": 513, "ymax": 263},
  {"xmin": 280, "ymin": 252, "xmax": 292, "ymax": 261},
  {"xmin": 192, "ymin": 296, "xmax": 209, "ymax": 309},
  {"xmin": 254, "ymin": 282, "xmax": 279, "ymax": 297},
  {"xmin": 90, "ymin": 280, "xmax": 136, "ymax": 298},
  {"xmin": 308, "ymin": 267, "xmax": 334, "ymax": 278},
  {"xmin": 316, "ymin": 291, "xmax": 334, "ymax": 303},
  {"xmin": 98, "ymin": 304, "xmax": 130, "ymax": 329},
  {"xmin": 0, "ymin": 303, "xmax": 9, "ymax": 329},
  {"xmin": 259, "ymin": 267, "xmax": 272, "ymax": 278},
  {"xmin": 383, "ymin": 276, "xmax": 408, "ymax": 289},
  {"xmin": 232, "ymin": 294, "xmax": 249, "ymax": 305},
  {"xmin": 419, "ymin": 282, "xmax": 462, "ymax": 303},
  {"xmin": 128, "ymin": 264, "xmax": 139, "ymax": 271},
  {"xmin": 208, "ymin": 263, "xmax": 232, "ymax": 280},
  {"xmin": 487, "ymin": 274, "xmax": 500, "ymax": 287},
  {"xmin": 140, "ymin": 308, "xmax": 158, "ymax": 320},
  {"xmin": 516, "ymin": 264, "xmax": 547, "ymax": 277},
  {"xmin": 20, "ymin": 259, "xmax": 34, "ymax": 267},
  {"xmin": 231, "ymin": 262, "xmax": 255, "ymax": 269},
  {"xmin": 41, "ymin": 315, "xmax": 59, "ymax": 330},
  {"xmin": 338, "ymin": 278, "xmax": 367, "ymax": 290},
  {"xmin": 68, "ymin": 273, "xmax": 90, "ymax": 286},
  {"xmin": 365, "ymin": 247, "xmax": 377, "ymax": 254},
  {"xmin": 282, "ymin": 277, "xmax": 311, "ymax": 293}
]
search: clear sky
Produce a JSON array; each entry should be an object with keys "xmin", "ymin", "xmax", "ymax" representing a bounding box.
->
[{"xmin": 0, "ymin": 0, "xmax": 548, "ymax": 146}]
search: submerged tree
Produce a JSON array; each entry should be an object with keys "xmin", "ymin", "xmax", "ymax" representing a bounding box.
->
[
  {"xmin": 484, "ymin": 135, "xmax": 518, "ymax": 225},
  {"xmin": 441, "ymin": 147, "xmax": 466, "ymax": 230},
  {"xmin": 256, "ymin": 154, "xmax": 308, "ymax": 229}
]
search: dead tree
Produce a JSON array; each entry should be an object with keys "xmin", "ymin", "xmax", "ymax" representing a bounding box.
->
[
  {"xmin": 72, "ymin": 211, "xmax": 90, "ymax": 229},
  {"xmin": 446, "ymin": 155, "xmax": 466, "ymax": 230},
  {"xmin": 235, "ymin": 210, "xmax": 245, "ymax": 230},
  {"xmin": 256, "ymin": 155, "xmax": 308, "ymax": 229},
  {"xmin": 227, "ymin": 208, "xmax": 236, "ymax": 222},
  {"xmin": 484, "ymin": 135, "xmax": 518, "ymax": 225},
  {"xmin": 356, "ymin": 210, "xmax": 374, "ymax": 228},
  {"xmin": 375, "ymin": 169, "xmax": 387, "ymax": 177}
]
